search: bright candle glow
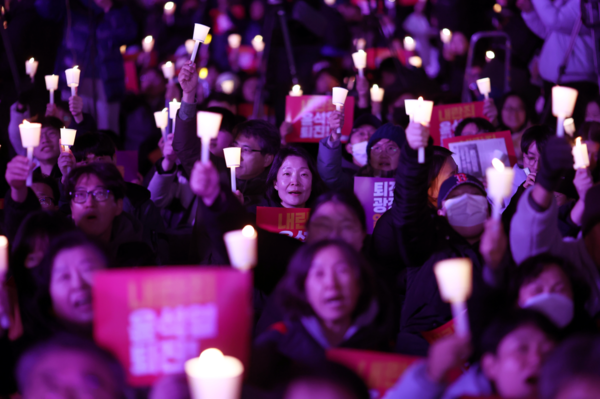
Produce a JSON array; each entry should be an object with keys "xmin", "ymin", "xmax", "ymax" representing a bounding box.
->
[
  {"xmin": 228, "ymin": 34, "xmax": 242, "ymax": 49},
  {"xmin": 289, "ymin": 84, "xmax": 303, "ymax": 96},
  {"xmin": 221, "ymin": 80, "xmax": 235, "ymax": 94},
  {"xmin": 573, "ymin": 137, "xmax": 590, "ymax": 170},
  {"xmin": 370, "ymin": 84, "xmax": 384, "ymax": 102},
  {"xmin": 252, "ymin": 35, "xmax": 265, "ymax": 52},
  {"xmin": 404, "ymin": 36, "xmax": 416, "ymax": 51},
  {"xmin": 143, "ymin": 35, "xmax": 154, "ymax": 53},
  {"xmin": 408, "ymin": 56, "xmax": 422, "ymax": 68},
  {"xmin": 485, "ymin": 50, "xmax": 495, "ymax": 61},
  {"xmin": 493, "ymin": 3, "xmax": 502, "ymax": 12},
  {"xmin": 434, "ymin": 258, "xmax": 473, "ymax": 303},
  {"xmin": 199, "ymin": 68, "xmax": 208, "ymax": 79},
  {"xmin": 440, "ymin": 28, "xmax": 452, "ymax": 44},
  {"xmin": 492, "ymin": 157, "xmax": 505, "ymax": 171},
  {"xmin": 0, "ymin": 236, "xmax": 7, "ymax": 274}
]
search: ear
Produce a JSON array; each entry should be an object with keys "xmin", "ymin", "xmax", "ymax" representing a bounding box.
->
[
  {"xmin": 437, "ymin": 206, "xmax": 446, "ymax": 217},
  {"xmin": 346, "ymin": 142, "xmax": 354, "ymax": 154},
  {"xmin": 273, "ymin": 180, "xmax": 278, "ymax": 191},
  {"xmin": 263, "ymin": 153, "xmax": 274, "ymax": 168},
  {"xmin": 115, "ymin": 198, "xmax": 123, "ymax": 216},
  {"xmin": 480, "ymin": 353, "xmax": 498, "ymax": 382}
]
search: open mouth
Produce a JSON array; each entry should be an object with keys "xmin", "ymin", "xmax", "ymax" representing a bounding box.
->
[
  {"xmin": 288, "ymin": 191, "xmax": 303, "ymax": 196},
  {"xmin": 524, "ymin": 375, "xmax": 538, "ymax": 386},
  {"xmin": 85, "ymin": 214, "xmax": 98, "ymax": 221},
  {"xmin": 71, "ymin": 291, "xmax": 92, "ymax": 310},
  {"xmin": 324, "ymin": 295, "xmax": 344, "ymax": 307}
]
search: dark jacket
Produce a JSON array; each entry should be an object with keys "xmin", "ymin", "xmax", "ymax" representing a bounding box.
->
[
  {"xmin": 392, "ymin": 143, "xmax": 488, "ymax": 356},
  {"xmin": 35, "ymin": 0, "xmax": 137, "ymax": 101}
]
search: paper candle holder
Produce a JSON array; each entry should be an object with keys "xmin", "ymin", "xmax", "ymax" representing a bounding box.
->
[
  {"xmin": 161, "ymin": 62, "xmax": 175, "ymax": 81},
  {"xmin": 142, "ymin": 36, "xmax": 154, "ymax": 53},
  {"xmin": 352, "ymin": 50, "xmax": 367, "ymax": 71},
  {"xmin": 60, "ymin": 128, "xmax": 77, "ymax": 147},
  {"xmin": 476, "ymin": 78, "xmax": 491, "ymax": 99},
  {"xmin": 440, "ymin": 28, "xmax": 452, "ymax": 44},
  {"xmin": 193, "ymin": 24, "xmax": 211, "ymax": 42},
  {"xmin": 26, "ymin": 58, "xmax": 38, "ymax": 80},
  {"xmin": 169, "ymin": 99, "xmax": 181, "ymax": 119},
  {"xmin": 223, "ymin": 147, "xmax": 241, "ymax": 168},
  {"xmin": 65, "ymin": 66, "xmax": 80, "ymax": 87},
  {"xmin": 414, "ymin": 97, "xmax": 434, "ymax": 125},
  {"xmin": 197, "ymin": 111, "xmax": 222, "ymax": 140},
  {"xmin": 404, "ymin": 99, "xmax": 418, "ymax": 119},
  {"xmin": 552, "ymin": 86, "xmax": 578, "ymax": 118},
  {"xmin": 370, "ymin": 85, "xmax": 384, "ymax": 103},
  {"xmin": 19, "ymin": 120, "xmax": 41, "ymax": 149},
  {"xmin": 223, "ymin": 226, "xmax": 258, "ymax": 271},
  {"xmin": 252, "ymin": 35, "xmax": 265, "ymax": 53},
  {"xmin": 228, "ymin": 34, "xmax": 242, "ymax": 49},
  {"xmin": 185, "ymin": 348, "xmax": 244, "ymax": 399},
  {"xmin": 45, "ymin": 75, "xmax": 59, "ymax": 91},
  {"xmin": 573, "ymin": 137, "xmax": 590, "ymax": 170},
  {"xmin": 332, "ymin": 87, "xmax": 349, "ymax": 107},
  {"xmin": 434, "ymin": 258, "xmax": 473, "ymax": 303},
  {"xmin": 486, "ymin": 158, "xmax": 514, "ymax": 197}
]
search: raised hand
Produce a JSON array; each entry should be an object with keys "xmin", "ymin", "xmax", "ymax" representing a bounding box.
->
[
  {"xmin": 482, "ymin": 98, "xmax": 498, "ymax": 126},
  {"xmin": 327, "ymin": 109, "xmax": 344, "ymax": 144},
  {"xmin": 58, "ymin": 149, "xmax": 76, "ymax": 183},
  {"xmin": 179, "ymin": 61, "xmax": 198, "ymax": 103},
  {"xmin": 405, "ymin": 121, "xmax": 430, "ymax": 150},
  {"xmin": 69, "ymin": 95, "xmax": 84, "ymax": 123},
  {"xmin": 480, "ymin": 218, "xmax": 507, "ymax": 270},
  {"xmin": 161, "ymin": 133, "xmax": 178, "ymax": 171}
]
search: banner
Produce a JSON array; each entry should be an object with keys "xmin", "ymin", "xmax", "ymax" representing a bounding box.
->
[
  {"xmin": 115, "ymin": 150, "xmax": 139, "ymax": 183},
  {"xmin": 443, "ymin": 131, "xmax": 517, "ymax": 180},
  {"xmin": 420, "ymin": 319, "xmax": 455, "ymax": 344},
  {"xmin": 285, "ymin": 95, "xmax": 355, "ymax": 143},
  {"xmin": 256, "ymin": 207, "xmax": 310, "ymax": 242},
  {"xmin": 327, "ymin": 348, "xmax": 421, "ymax": 398},
  {"xmin": 430, "ymin": 102, "xmax": 486, "ymax": 146},
  {"xmin": 94, "ymin": 267, "xmax": 252, "ymax": 386},
  {"xmin": 354, "ymin": 177, "xmax": 395, "ymax": 234}
]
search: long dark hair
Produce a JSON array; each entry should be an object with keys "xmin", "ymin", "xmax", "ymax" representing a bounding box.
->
[
  {"xmin": 308, "ymin": 191, "xmax": 367, "ymax": 233},
  {"xmin": 275, "ymin": 239, "xmax": 377, "ymax": 321},
  {"xmin": 265, "ymin": 145, "xmax": 325, "ymax": 207},
  {"xmin": 498, "ymin": 91, "xmax": 534, "ymax": 132}
]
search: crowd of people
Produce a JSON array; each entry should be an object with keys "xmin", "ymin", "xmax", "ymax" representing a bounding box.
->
[{"xmin": 2, "ymin": 0, "xmax": 600, "ymax": 397}]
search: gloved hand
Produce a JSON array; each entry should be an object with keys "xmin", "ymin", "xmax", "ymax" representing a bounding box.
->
[{"xmin": 537, "ymin": 137, "xmax": 574, "ymax": 192}]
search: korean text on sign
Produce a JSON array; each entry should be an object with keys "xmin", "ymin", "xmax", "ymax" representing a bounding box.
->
[
  {"xmin": 354, "ymin": 177, "xmax": 395, "ymax": 234},
  {"xmin": 256, "ymin": 207, "xmax": 310, "ymax": 241},
  {"xmin": 429, "ymin": 101, "xmax": 486, "ymax": 146}
]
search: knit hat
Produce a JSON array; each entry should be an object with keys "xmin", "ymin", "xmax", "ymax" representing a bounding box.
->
[
  {"xmin": 582, "ymin": 184, "xmax": 600, "ymax": 236},
  {"xmin": 366, "ymin": 123, "xmax": 406, "ymax": 162},
  {"xmin": 437, "ymin": 173, "xmax": 486, "ymax": 209}
]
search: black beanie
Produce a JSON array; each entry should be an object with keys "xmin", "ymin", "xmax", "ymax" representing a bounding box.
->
[{"xmin": 366, "ymin": 123, "xmax": 406, "ymax": 162}]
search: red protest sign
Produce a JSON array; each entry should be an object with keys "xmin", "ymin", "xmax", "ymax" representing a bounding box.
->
[
  {"xmin": 421, "ymin": 319, "xmax": 455, "ymax": 344},
  {"xmin": 256, "ymin": 207, "xmax": 310, "ymax": 242},
  {"xmin": 430, "ymin": 102, "xmax": 486, "ymax": 146},
  {"xmin": 93, "ymin": 267, "xmax": 252, "ymax": 386},
  {"xmin": 285, "ymin": 95, "xmax": 355, "ymax": 143},
  {"xmin": 327, "ymin": 348, "xmax": 421, "ymax": 397}
]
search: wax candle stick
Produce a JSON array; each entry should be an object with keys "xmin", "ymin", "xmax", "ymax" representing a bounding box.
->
[
  {"xmin": 191, "ymin": 24, "xmax": 211, "ymax": 62},
  {"xmin": 252, "ymin": 35, "xmax": 265, "ymax": 53},
  {"xmin": 476, "ymin": 77, "xmax": 491, "ymax": 100},
  {"xmin": 289, "ymin": 84, "xmax": 303, "ymax": 97},
  {"xmin": 352, "ymin": 50, "xmax": 367, "ymax": 77},
  {"xmin": 185, "ymin": 348, "xmax": 244, "ymax": 399},
  {"xmin": 154, "ymin": 108, "xmax": 169, "ymax": 141},
  {"xmin": 404, "ymin": 36, "xmax": 416, "ymax": 52},
  {"xmin": 434, "ymin": 258, "xmax": 473, "ymax": 337},
  {"xmin": 440, "ymin": 28, "xmax": 452, "ymax": 44},
  {"xmin": 228, "ymin": 34, "xmax": 241, "ymax": 49},
  {"xmin": 332, "ymin": 88, "xmax": 349, "ymax": 135},
  {"xmin": 486, "ymin": 158, "xmax": 514, "ymax": 219},
  {"xmin": 413, "ymin": 96, "xmax": 434, "ymax": 164},
  {"xmin": 370, "ymin": 84, "xmax": 384, "ymax": 103},
  {"xmin": 221, "ymin": 80, "xmax": 234, "ymax": 94},
  {"xmin": 197, "ymin": 111, "xmax": 223, "ymax": 163},
  {"xmin": 573, "ymin": 137, "xmax": 590, "ymax": 170},
  {"xmin": 161, "ymin": 62, "xmax": 175, "ymax": 83},
  {"xmin": 169, "ymin": 99, "xmax": 180, "ymax": 134},
  {"xmin": 45, "ymin": 75, "xmax": 59, "ymax": 104},
  {"xmin": 553, "ymin": 86, "xmax": 578, "ymax": 137},
  {"xmin": 164, "ymin": 1, "xmax": 175, "ymax": 25},
  {"xmin": 223, "ymin": 225, "xmax": 257, "ymax": 271},
  {"xmin": 223, "ymin": 147, "xmax": 241, "ymax": 192},
  {"xmin": 0, "ymin": 236, "xmax": 7, "ymax": 276},
  {"xmin": 65, "ymin": 66, "xmax": 80, "ymax": 96},
  {"xmin": 26, "ymin": 58, "xmax": 39, "ymax": 82},
  {"xmin": 19, "ymin": 120, "xmax": 41, "ymax": 187},
  {"xmin": 142, "ymin": 35, "xmax": 154, "ymax": 53}
]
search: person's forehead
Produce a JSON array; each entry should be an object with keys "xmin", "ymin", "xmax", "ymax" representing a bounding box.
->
[
  {"xmin": 76, "ymin": 173, "xmax": 105, "ymax": 187},
  {"xmin": 372, "ymin": 138, "xmax": 393, "ymax": 147},
  {"xmin": 504, "ymin": 95, "xmax": 525, "ymax": 108},
  {"xmin": 42, "ymin": 127, "xmax": 59, "ymax": 135},
  {"xmin": 312, "ymin": 201, "xmax": 359, "ymax": 222},
  {"xmin": 527, "ymin": 142, "xmax": 539, "ymax": 155},
  {"xmin": 280, "ymin": 155, "xmax": 308, "ymax": 168},
  {"xmin": 447, "ymin": 183, "xmax": 485, "ymax": 198},
  {"xmin": 235, "ymin": 134, "xmax": 261, "ymax": 147}
]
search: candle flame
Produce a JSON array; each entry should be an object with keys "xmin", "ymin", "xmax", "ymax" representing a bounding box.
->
[
  {"xmin": 404, "ymin": 36, "xmax": 414, "ymax": 46},
  {"xmin": 144, "ymin": 35, "xmax": 153, "ymax": 44},
  {"xmin": 253, "ymin": 35, "xmax": 263, "ymax": 44},
  {"xmin": 164, "ymin": 1, "xmax": 174, "ymax": 10},
  {"xmin": 486, "ymin": 50, "xmax": 495, "ymax": 60},
  {"xmin": 204, "ymin": 33, "xmax": 212, "ymax": 45},
  {"xmin": 373, "ymin": 84, "xmax": 379, "ymax": 90},
  {"xmin": 73, "ymin": 65, "xmax": 79, "ymax": 70},
  {"xmin": 171, "ymin": 98, "xmax": 178, "ymax": 104},
  {"xmin": 576, "ymin": 137, "xmax": 582, "ymax": 146},
  {"xmin": 29, "ymin": 57, "xmax": 34, "ymax": 63},
  {"xmin": 408, "ymin": 56, "xmax": 422, "ymax": 68},
  {"xmin": 165, "ymin": 61, "xmax": 172, "ymax": 67},
  {"xmin": 0, "ymin": 236, "xmax": 7, "ymax": 247},
  {"xmin": 199, "ymin": 348, "xmax": 223, "ymax": 362},
  {"xmin": 120, "ymin": 45, "xmax": 126, "ymax": 54},
  {"xmin": 242, "ymin": 225, "xmax": 257, "ymax": 238},
  {"xmin": 199, "ymin": 67, "xmax": 208, "ymax": 79},
  {"xmin": 162, "ymin": 107, "xmax": 168, "ymax": 113},
  {"xmin": 492, "ymin": 158, "xmax": 505, "ymax": 171},
  {"xmin": 292, "ymin": 84, "xmax": 301, "ymax": 92},
  {"xmin": 493, "ymin": 3, "xmax": 502, "ymax": 12},
  {"xmin": 22, "ymin": 120, "xmax": 30, "ymax": 126},
  {"xmin": 442, "ymin": 28, "xmax": 451, "ymax": 36}
]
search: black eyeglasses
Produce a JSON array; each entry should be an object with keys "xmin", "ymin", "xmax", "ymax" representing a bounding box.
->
[
  {"xmin": 239, "ymin": 146, "xmax": 262, "ymax": 155},
  {"xmin": 70, "ymin": 189, "xmax": 111, "ymax": 204}
]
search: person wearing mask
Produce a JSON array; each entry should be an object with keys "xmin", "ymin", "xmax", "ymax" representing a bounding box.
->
[
  {"xmin": 317, "ymin": 114, "xmax": 382, "ymax": 192},
  {"xmin": 511, "ymin": 136, "xmax": 600, "ymax": 315},
  {"xmin": 383, "ymin": 310, "xmax": 559, "ymax": 399},
  {"xmin": 391, "ymin": 121, "xmax": 507, "ymax": 355}
]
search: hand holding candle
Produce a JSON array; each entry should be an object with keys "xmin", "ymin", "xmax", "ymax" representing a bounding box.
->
[
  {"xmin": 223, "ymin": 225, "xmax": 257, "ymax": 271},
  {"xmin": 434, "ymin": 258, "xmax": 473, "ymax": 337},
  {"xmin": 352, "ymin": 50, "xmax": 367, "ymax": 77},
  {"xmin": 223, "ymin": 147, "xmax": 241, "ymax": 192},
  {"xmin": 185, "ymin": 348, "xmax": 244, "ymax": 399},
  {"xmin": 332, "ymin": 87, "xmax": 349, "ymax": 135},
  {"xmin": 18, "ymin": 120, "xmax": 41, "ymax": 187},
  {"xmin": 65, "ymin": 66, "xmax": 80, "ymax": 96},
  {"xmin": 476, "ymin": 77, "xmax": 491, "ymax": 99},
  {"xmin": 45, "ymin": 75, "xmax": 59, "ymax": 104},
  {"xmin": 413, "ymin": 97, "xmax": 434, "ymax": 164},
  {"xmin": 191, "ymin": 23, "xmax": 211, "ymax": 62},
  {"xmin": 573, "ymin": 137, "xmax": 590, "ymax": 170},
  {"xmin": 197, "ymin": 111, "xmax": 223, "ymax": 163},
  {"xmin": 486, "ymin": 158, "xmax": 514, "ymax": 219},
  {"xmin": 552, "ymin": 86, "xmax": 578, "ymax": 137}
]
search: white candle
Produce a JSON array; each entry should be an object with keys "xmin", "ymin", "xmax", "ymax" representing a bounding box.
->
[
  {"xmin": 486, "ymin": 158, "xmax": 514, "ymax": 219},
  {"xmin": 60, "ymin": 128, "xmax": 77, "ymax": 151},
  {"xmin": 223, "ymin": 147, "xmax": 241, "ymax": 192},
  {"xmin": 19, "ymin": 120, "xmax": 41, "ymax": 187},
  {"xmin": 45, "ymin": 74, "xmax": 59, "ymax": 104},
  {"xmin": 553, "ymin": 86, "xmax": 578, "ymax": 137},
  {"xmin": 142, "ymin": 35, "xmax": 154, "ymax": 53},
  {"xmin": 169, "ymin": 99, "xmax": 180, "ymax": 134},
  {"xmin": 221, "ymin": 80, "xmax": 235, "ymax": 94},
  {"xmin": 251, "ymin": 35, "xmax": 265, "ymax": 53},
  {"xmin": 154, "ymin": 107, "xmax": 169, "ymax": 141},
  {"xmin": 120, "ymin": 45, "xmax": 127, "ymax": 54},
  {"xmin": 408, "ymin": 56, "xmax": 422, "ymax": 68},
  {"xmin": 185, "ymin": 348, "xmax": 244, "ymax": 399},
  {"xmin": 223, "ymin": 226, "xmax": 257, "ymax": 271},
  {"xmin": 197, "ymin": 111, "xmax": 223, "ymax": 163},
  {"xmin": 404, "ymin": 99, "xmax": 418, "ymax": 121},
  {"xmin": 164, "ymin": 1, "xmax": 175, "ymax": 15},
  {"xmin": 404, "ymin": 36, "xmax": 416, "ymax": 52},
  {"xmin": 485, "ymin": 51, "xmax": 495, "ymax": 62},
  {"xmin": 289, "ymin": 84, "xmax": 303, "ymax": 97},
  {"xmin": 352, "ymin": 50, "xmax": 367, "ymax": 77},
  {"xmin": 26, "ymin": 57, "xmax": 39, "ymax": 81},
  {"xmin": 161, "ymin": 61, "xmax": 175, "ymax": 82},
  {"xmin": 191, "ymin": 24, "xmax": 211, "ymax": 61},
  {"xmin": 434, "ymin": 258, "xmax": 473, "ymax": 337},
  {"xmin": 414, "ymin": 96, "xmax": 434, "ymax": 164},
  {"xmin": 228, "ymin": 34, "xmax": 242, "ymax": 49},
  {"xmin": 0, "ymin": 236, "xmax": 7, "ymax": 275},
  {"xmin": 65, "ymin": 65, "xmax": 80, "ymax": 96},
  {"xmin": 476, "ymin": 77, "xmax": 491, "ymax": 99},
  {"xmin": 440, "ymin": 28, "xmax": 452, "ymax": 44},
  {"xmin": 573, "ymin": 137, "xmax": 590, "ymax": 170},
  {"xmin": 185, "ymin": 39, "xmax": 195, "ymax": 55},
  {"xmin": 564, "ymin": 118, "xmax": 576, "ymax": 137},
  {"xmin": 332, "ymin": 87, "xmax": 349, "ymax": 134},
  {"xmin": 370, "ymin": 84, "xmax": 384, "ymax": 103}
]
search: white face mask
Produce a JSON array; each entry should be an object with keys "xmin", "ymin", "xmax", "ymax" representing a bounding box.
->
[
  {"xmin": 351, "ymin": 141, "xmax": 368, "ymax": 167},
  {"xmin": 444, "ymin": 193, "xmax": 489, "ymax": 227},
  {"xmin": 523, "ymin": 292, "xmax": 574, "ymax": 328}
]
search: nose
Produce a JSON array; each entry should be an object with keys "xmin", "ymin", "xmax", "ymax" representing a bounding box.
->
[
  {"xmin": 83, "ymin": 193, "xmax": 95, "ymax": 207},
  {"xmin": 290, "ymin": 172, "xmax": 299, "ymax": 185},
  {"xmin": 71, "ymin": 269, "xmax": 86, "ymax": 289}
]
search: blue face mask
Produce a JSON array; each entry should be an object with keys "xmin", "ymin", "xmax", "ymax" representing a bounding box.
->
[{"xmin": 444, "ymin": 193, "xmax": 489, "ymax": 227}]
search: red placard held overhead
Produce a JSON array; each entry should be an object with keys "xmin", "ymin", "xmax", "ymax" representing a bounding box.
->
[
  {"xmin": 285, "ymin": 95, "xmax": 355, "ymax": 143},
  {"xmin": 93, "ymin": 267, "xmax": 253, "ymax": 386},
  {"xmin": 430, "ymin": 102, "xmax": 486, "ymax": 146},
  {"xmin": 256, "ymin": 207, "xmax": 310, "ymax": 242}
]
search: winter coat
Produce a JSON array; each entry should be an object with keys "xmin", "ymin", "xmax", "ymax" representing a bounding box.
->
[{"xmin": 317, "ymin": 137, "xmax": 359, "ymax": 192}]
